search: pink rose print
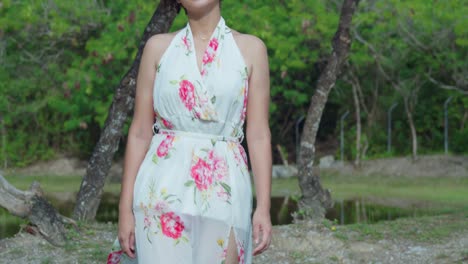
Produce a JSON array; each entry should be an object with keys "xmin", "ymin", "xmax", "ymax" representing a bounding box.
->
[
  {"xmin": 201, "ymin": 38, "xmax": 219, "ymax": 65},
  {"xmin": 156, "ymin": 135, "xmax": 175, "ymax": 157},
  {"xmin": 154, "ymin": 200, "xmax": 167, "ymax": 212},
  {"xmin": 209, "ymin": 150, "xmax": 228, "ymax": 180},
  {"xmin": 182, "ymin": 36, "xmax": 190, "ymax": 51},
  {"xmin": 179, "ymin": 80, "xmax": 196, "ymax": 111},
  {"xmin": 238, "ymin": 241, "xmax": 245, "ymax": 264},
  {"xmin": 241, "ymin": 96, "xmax": 247, "ymax": 122},
  {"xmin": 107, "ymin": 250, "xmax": 122, "ymax": 264},
  {"xmin": 202, "ymin": 52, "xmax": 216, "ymax": 64},
  {"xmin": 240, "ymin": 85, "xmax": 248, "ymax": 122},
  {"xmin": 160, "ymin": 212, "xmax": 185, "ymax": 239},
  {"xmin": 144, "ymin": 216, "xmax": 151, "ymax": 228},
  {"xmin": 186, "ymin": 149, "xmax": 231, "ymax": 209},
  {"xmin": 155, "ymin": 111, "xmax": 173, "ymax": 129},
  {"xmin": 161, "ymin": 117, "xmax": 174, "ymax": 129},
  {"xmin": 191, "ymin": 158, "xmax": 213, "ymax": 191},
  {"xmin": 239, "ymin": 145, "xmax": 248, "ymax": 165},
  {"xmin": 217, "ymin": 190, "xmax": 230, "ymax": 202},
  {"xmin": 209, "ymin": 38, "xmax": 219, "ymax": 50}
]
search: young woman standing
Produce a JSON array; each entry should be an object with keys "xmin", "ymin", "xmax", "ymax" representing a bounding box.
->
[{"xmin": 117, "ymin": 1, "xmax": 272, "ymax": 263}]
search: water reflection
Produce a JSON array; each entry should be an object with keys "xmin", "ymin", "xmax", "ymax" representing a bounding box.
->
[{"xmin": 0, "ymin": 194, "xmax": 437, "ymax": 239}]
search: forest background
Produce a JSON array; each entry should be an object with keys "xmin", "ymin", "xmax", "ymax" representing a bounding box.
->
[{"xmin": 0, "ymin": 0, "xmax": 466, "ymax": 168}]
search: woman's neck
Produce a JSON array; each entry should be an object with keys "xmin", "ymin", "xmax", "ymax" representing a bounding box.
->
[{"xmin": 187, "ymin": 8, "xmax": 221, "ymax": 40}]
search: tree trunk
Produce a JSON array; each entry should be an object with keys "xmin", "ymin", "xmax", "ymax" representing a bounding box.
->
[
  {"xmin": 0, "ymin": 174, "xmax": 72, "ymax": 246},
  {"xmin": 297, "ymin": 0, "xmax": 359, "ymax": 220},
  {"xmin": 403, "ymin": 97, "xmax": 418, "ymax": 160},
  {"xmin": 351, "ymin": 81, "xmax": 361, "ymax": 167},
  {"xmin": 460, "ymin": 109, "xmax": 467, "ymax": 130},
  {"xmin": 73, "ymin": 0, "xmax": 179, "ymax": 221},
  {"xmin": 1, "ymin": 115, "xmax": 6, "ymax": 169}
]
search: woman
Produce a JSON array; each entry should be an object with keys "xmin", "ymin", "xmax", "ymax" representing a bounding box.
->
[{"xmin": 116, "ymin": 0, "xmax": 272, "ymax": 263}]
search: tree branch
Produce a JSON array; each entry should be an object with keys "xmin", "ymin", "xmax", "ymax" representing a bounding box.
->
[{"xmin": 426, "ymin": 73, "xmax": 468, "ymax": 95}]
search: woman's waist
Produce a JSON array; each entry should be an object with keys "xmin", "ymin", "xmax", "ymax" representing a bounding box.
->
[{"xmin": 153, "ymin": 127, "xmax": 243, "ymax": 143}]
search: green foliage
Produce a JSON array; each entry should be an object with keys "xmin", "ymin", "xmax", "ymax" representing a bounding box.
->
[
  {"xmin": 1, "ymin": 0, "xmax": 161, "ymax": 165},
  {"xmin": 0, "ymin": 0, "xmax": 466, "ymax": 167}
]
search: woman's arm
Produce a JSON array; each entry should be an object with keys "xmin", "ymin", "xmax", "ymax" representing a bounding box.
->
[
  {"xmin": 244, "ymin": 35, "xmax": 272, "ymax": 256},
  {"xmin": 118, "ymin": 35, "xmax": 165, "ymax": 258}
]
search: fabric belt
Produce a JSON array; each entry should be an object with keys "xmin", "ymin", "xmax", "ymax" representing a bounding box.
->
[{"xmin": 154, "ymin": 127, "xmax": 242, "ymax": 143}]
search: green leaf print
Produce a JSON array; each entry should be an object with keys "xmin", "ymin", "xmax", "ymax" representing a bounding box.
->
[
  {"xmin": 193, "ymin": 188, "xmax": 197, "ymax": 205},
  {"xmin": 211, "ymin": 95, "xmax": 216, "ymax": 104},
  {"xmin": 184, "ymin": 180, "xmax": 195, "ymax": 187},
  {"xmin": 152, "ymin": 154, "xmax": 158, "ymax": 164},
  {"xmin": 147, "ymin": 232, "xmax": 152, "ymax": 244},
  {"xmin": 169, "ymin": 80, "xmax": 178, "ymax": 85},
  {"xmin": 219, "ymin": 182, "xmax": 231, "ymax": 195}
]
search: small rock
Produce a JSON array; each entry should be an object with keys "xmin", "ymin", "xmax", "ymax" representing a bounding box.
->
[
  {"xmin": 407, "ymin": 245, "xmax": 427, "ymax": 254},
  {"xmin": 272, "ymin": 165, "xmax": 298, "ymax": 178},
  {"xmin": 319, "ymin": 155, "xmax": 335, "ymax": 168}
]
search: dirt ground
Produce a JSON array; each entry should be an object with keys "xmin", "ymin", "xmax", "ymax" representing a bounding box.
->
[
  {"xmin": 1, "ymin": 155, "xmax": 467, "ymax": 263},
  {"xmin": 0, "ymin": 213, "xmax": 467, "ymax": 264}
]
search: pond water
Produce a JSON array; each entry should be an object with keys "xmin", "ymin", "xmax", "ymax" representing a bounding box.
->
[{"xmin": 0, "ymin": 194, "xmax": 436, "ymax": 239}]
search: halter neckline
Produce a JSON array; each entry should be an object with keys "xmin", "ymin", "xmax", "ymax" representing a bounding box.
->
[{"xmin": 184, "ymin": 17, "xmax": 227, "ymax": 77}]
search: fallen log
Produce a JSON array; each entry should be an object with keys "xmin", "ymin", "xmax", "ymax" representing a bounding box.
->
[{"xmin": 0, "ymin": 173, "xmax": 74, "ymax": 246}]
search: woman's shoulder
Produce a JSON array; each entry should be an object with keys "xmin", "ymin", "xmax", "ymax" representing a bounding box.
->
[
  {"xmin": 230, "ymin": 30, "xmax": 268, "ymax": 74},
  {"xmin": 143, "ymin": 31, "xmax": 182, "ymax": 65},
  {"xmin": 231, "ymin": 30, "xmax": 267, "ymax": 53},
  {"xmin": 145, "ymin": 31, "xmax": 181, "ymax": 53}
]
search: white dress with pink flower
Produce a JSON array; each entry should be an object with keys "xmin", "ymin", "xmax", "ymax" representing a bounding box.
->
[{"xmin": 130, "ymin": 17, "xmax": 252, "ymax": 264}]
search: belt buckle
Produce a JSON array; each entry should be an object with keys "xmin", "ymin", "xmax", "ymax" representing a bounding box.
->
[{"xmin": 152, "ymin": 124, "xmax": 160, "ymax": 135}]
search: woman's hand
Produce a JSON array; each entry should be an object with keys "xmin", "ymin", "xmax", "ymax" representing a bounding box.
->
[
  {"xmin": 118, "ymin": 209, "xmax": 136, "ymax": 258},
  {"xmin": 252, "ymin": 208, "xmax": 272, "ymax": 255}
]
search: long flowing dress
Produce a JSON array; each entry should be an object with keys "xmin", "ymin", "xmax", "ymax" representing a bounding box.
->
[{"xmin": 113, "ymin": 17, "xmax": 253, "ymax": 264}]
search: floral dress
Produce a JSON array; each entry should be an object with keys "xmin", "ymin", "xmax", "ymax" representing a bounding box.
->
[{"xmin": 109, "ymin": 17, "xmax": 252, "ymax": 264}]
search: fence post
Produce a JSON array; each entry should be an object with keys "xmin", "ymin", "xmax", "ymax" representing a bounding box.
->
[
  {"xmin": 444, "ymin": 96, "xmax": 453, "ymax": 154},
  {"xmin": 387, "ymin": 102, "xmax": 398, "ymax": 153},
  {"xmin": 340, "ymin": 110, "xmax": 349, "ymax": 163}
]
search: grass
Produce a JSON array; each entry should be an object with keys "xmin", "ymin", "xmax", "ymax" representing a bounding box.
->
[
  {"xmin": 331, "ymin": 211, "xmax": 468, "ymax": 243},
  {"xmin": 2, "ymin": 174, "xmax": 122, "ymax": 194},
  {"xmin": 272, "ymin": 172, "xmax": 468, "ymax": 210},
  {"xmin": 5, "ymin": 172, "xmax": 468, "ymax": 208}
]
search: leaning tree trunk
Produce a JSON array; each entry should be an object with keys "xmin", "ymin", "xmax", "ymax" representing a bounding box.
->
[
  {"xmin": 297, "ymin": 0, "xmax": 359, "ymax": 220},
  {"xmin": 0, "ymin": 174, "xmax": 73, "ymax": 246},
  {"xmin": 73, "ymin": 0, "xmax": 179, "ymax": 221}
]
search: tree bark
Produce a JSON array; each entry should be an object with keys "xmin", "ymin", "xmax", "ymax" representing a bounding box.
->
[
  {"xmin": 0, "ymin": 174, "xmax": 72, "ymax": 246},
  {"xmin": 345, "ymin": 66, "xmax": 363, "ymax": 166},
  {"xmin": 403, "ymin": 97, "xmax": 418, "ymax": 160},
  {"xmin": 460, "ymin": 109, "xmax": 467, "ymax": 130},
  {"xmin": 297, "ymin": 0, "xmax": 359, "ymax": 220},
  {"xmin": 351, "ymin": 80, "xmax": 361, "ymax": 166},
  {"xmin": 73, "ymin": 0, "xmax": 179, "ymax": 221}
]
